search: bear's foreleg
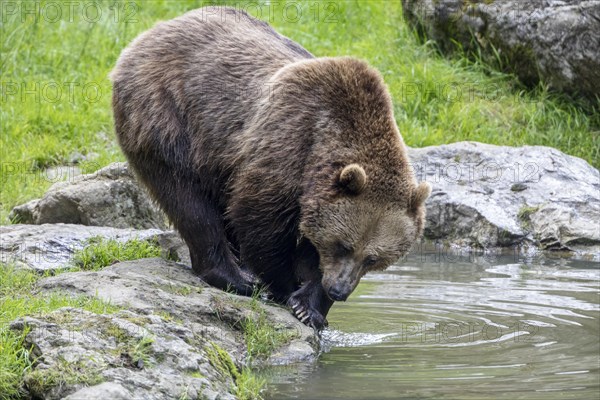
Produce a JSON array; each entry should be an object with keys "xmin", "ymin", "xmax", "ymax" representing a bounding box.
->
[{"xmin": 288, "ymin": 239, "xmax": 334, "ymax": 330}]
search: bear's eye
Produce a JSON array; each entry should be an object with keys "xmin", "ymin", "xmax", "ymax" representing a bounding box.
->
[
  {"xmin": 363, "ymin": 255, "xmax": 379, "ymax": 268},
  {"xmin": 334, "ymin": 241, "xmax": 353, "ymax": 257}
]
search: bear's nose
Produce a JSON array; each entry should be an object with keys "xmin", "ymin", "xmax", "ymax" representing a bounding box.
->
[{"xmin": 327, "ymin": 285, "xmax": 350, "ymax": 302}]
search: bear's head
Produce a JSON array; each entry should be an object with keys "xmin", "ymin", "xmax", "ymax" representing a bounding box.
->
[
  {"xmin": 279, "ymin": 56, "xmax": 430, "ymax": 302},
  {"xmin": 300, "ymin": 163, "xmax": 430, "ymax": 302}
]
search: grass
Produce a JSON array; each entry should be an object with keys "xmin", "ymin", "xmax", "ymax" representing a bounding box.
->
[
  {"xmin": 0, "ymin": 327, "xmax": 32, "ymax": 399},
  {"xmin": 1, "ymin": 0, "xmax": 598, "ymax": 223},
  {"xmin": 71, "ymin": 236, "xmax": 163, "ymax": 270},
  {"xmin": 241, "ymin": 294, "xmax": 298, "ymax": 362},
  {"xmin": 116, "ymin": 331, "xmax": 155, "ymax": 369}
]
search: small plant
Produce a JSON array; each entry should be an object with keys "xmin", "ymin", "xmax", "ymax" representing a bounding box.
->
[
  {"xmin": 186, "ymin": 371, "xmax": 205, "ymax": 379},
  {"xmin": 105, "ymin": 323, "xmax": 130, "ymax": 343},
  {"xmin": 154, "ymin": 310, "xmax": 183, "ymax": 325},
  {"xmin": 71, "ymin": 237, "xmax": 162, "ymax": 271},
  {"xmin": 241, "ymin": 292, "xmax": 298, "ymax": 361},
  {"xmin": 158, "ymin": 283, "xmax": 199, "ymax": 296},
  {"xmin": 241, "ymin": 311, "xmax": 297, "ymax": 361},
  {"xmin": 129, "ymin": 335, "xmax": 155, "ymax": 369},
  {"xmin": 517, "ymin": 205, "xmax": 540, "ymax": 222},
  {"xmin": 205, "ymin": 342, "xmax": 265, "ymax": 400},
  {"xmin": 101, "ymin": 322, "xmax": 155, "ymax": 369}
]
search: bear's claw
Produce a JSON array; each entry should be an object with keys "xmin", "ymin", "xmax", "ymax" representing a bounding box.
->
[{"xmin": 288, "ymin": 297, "xmax": 327, "ymax": 330}]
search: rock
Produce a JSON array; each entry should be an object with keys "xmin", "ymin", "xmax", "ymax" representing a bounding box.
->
[
  {"xmin": 9, "ymin": 162, "xmax": 166, "ymax": 230},
  {"xmin": 401, "ymin": 0, "xmax": 600, "ymax": 99},
  {"xmin": 0, "ymin": 224, "xmax": 185, "ymax": 272},
  {"xmin": 408, "ymin": 142, "xmax": 600, "ymax": 255},
  {"xmin": 62, "ymin": 383, "xmax": 131, "ymax": 400},
  {"xmin": 10, "ymin": 259, "xmax": 318, "ymax": 399}
]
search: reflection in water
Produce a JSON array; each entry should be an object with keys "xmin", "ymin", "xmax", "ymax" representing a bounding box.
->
[{"xmin": 264, "ymin": 250, "xmax": 600, "ymax": 400}]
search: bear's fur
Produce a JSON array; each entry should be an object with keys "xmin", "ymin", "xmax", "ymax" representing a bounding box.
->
[{"xmin": 111, "ymin": 6, "xmax": 430, "ymax": 329}]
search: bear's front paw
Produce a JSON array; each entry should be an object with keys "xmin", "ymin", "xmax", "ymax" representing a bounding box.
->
[{"xmin": 288, "ymin": 296, "xmax": 328, "ymax": 330}]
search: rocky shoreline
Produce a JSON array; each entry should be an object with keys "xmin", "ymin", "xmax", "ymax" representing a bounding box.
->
[
  {"xmin": 9, "ymin": 259, "xmax": 316, "ymax": 399},
  {"xmin": 1, "ymin": 141, "xmax": 598, "ymax": 399}
]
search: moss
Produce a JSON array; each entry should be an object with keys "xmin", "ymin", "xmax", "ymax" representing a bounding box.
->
[
  {"xmin": 24, "ymin": 357, "xmax": 104, "ymax": 397},
  {"xmin": 205, "ymin": 341, "xmax": 265, "ymax": 400},
  {"xmin": 154, "ymin": 310, "xmax": 183, "ymax": 325},
  {"xmin": 158, "ymin": 283, "xmax": 201, "ymax": 297},
  {"xmin": 103, "ymin": 323, "xmax": 130, "ymax": 344},
  {"xmin": 517, "ymin": 204, "xmax": 541, "ymax": 231},
  {"xmin": 186, "ymin": 370, "xmax": 206, "ymax": 379},
  {"xmin": 206, "ymin": 342, "xmax": 240, "ymax": 381},
  {"xmin": 40, "ymin": 310, "xmax": 75, "ymax": 326},
  {"xmin": 518, "ymin": 204, "xmax": 540, "ymax": 222},
  {"xmin": 184, "ymin": 333, "xmax": 206, "ymax": 349},
  {"xmin": 118, "ymin": 314, "xmax": 151, "ymax": 327}
]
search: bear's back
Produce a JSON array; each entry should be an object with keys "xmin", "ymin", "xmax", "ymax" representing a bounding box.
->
[
  {"xmin": 112, "ymin": 6, "xmax": 312, "ymax": 104},
  {"xmin": 111, "ymin": 6, "xmax": 313, "ymax": 172}
]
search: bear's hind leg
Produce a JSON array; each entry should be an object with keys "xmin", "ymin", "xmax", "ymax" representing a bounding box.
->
[{"xmin": 127, "ymin": 154, "xmax": 255, "ymax": 296}]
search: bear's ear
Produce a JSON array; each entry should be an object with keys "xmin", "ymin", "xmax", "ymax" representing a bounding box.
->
[
  {"xmin": 339, "ymin": 164, "xmax": 367, "ymax": 195},
  {"xmin": 410, "ymin": 182, "xmax": 431, "ymax": 210}
]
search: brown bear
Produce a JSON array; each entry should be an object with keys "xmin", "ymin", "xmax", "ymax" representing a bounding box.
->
[{"xmin": 111, "ymin": 6, "xmax": 430, "ymax": 329}]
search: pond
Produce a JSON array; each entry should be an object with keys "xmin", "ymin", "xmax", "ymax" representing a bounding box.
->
[{"xmin": 263, "ymin": 249, "xmax": 600, "ymax": 400}]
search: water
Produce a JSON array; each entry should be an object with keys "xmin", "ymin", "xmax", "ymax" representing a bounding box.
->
[{"xmin": 264, "ymin": 250, "xmax": 600, "ymax": 399}]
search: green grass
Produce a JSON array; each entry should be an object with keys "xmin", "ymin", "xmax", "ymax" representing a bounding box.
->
[
  {"xmin": 71, "ymin": 236, "xmax": 163, "ymax": 270},
  {"xmin": 1, "ymin": 1, "xmax": 598, "ymax": 223},
  {"xmin": 241, "ymin": 294, "xmax": 298, "ymax": 362},
  {"xmin": 0, "ymin": 327, "xmax": 32, "ymax": 399}
]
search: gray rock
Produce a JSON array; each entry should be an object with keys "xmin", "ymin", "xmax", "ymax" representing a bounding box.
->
[
  {"xmin": 62, "ymin": 383, "xmax": 132, "ymax": 400},
  {"xmin": 401, "ymin": 0, "xmax": 600, "ymax": 98},
  {"xmin": 9, "ymin": 162, "xmax": 166, "ymax": 229},
  {"xmin": 10, "ymin": 259, "xmax": 318, "ymax": 399},
  {"xmin": 408, "ymin": 142, "xmax": 600, "ymax": 255},
  {"xmin": 0, "ymin": 224, "xmax": 183, "ymax": 272}
]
